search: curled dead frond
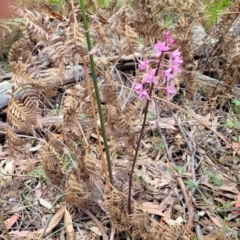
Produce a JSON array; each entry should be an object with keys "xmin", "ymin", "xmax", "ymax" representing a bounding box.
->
[
  {"xmin": 65, "ymin": 167, "xmax": 93, "ymax": 208},
  {"xmin": 84, "ymin": 146, "xmax": 105, "ymax": 192},
  {"xmin": 62, "ymin": 83, "xmax": 94, "ymax": 150},
  {"xmin": 134, "ymin": 22, "xmax": 165, "ymax": 43},
  {"xmin": 5, "ymin": 125, "xmax": 26, "ymax": 156},
  {"xmin": 40, "ymin": 144, "xmax": 65, "ymax": 186},
  {"xmin": 103, "ymin": 188, "xmax": 130, "ymax": 232},
  {"xmin": 8, "ymin": 38, "xmax": 34, "ymax": 63}
]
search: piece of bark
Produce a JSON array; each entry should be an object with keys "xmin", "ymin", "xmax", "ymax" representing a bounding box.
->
[
  {"xmin": 196, "ymin": 71, "xmax": 240, "ymax": 96},
  {"xmin": 0, "ymin": 115, "xmax": 64, "ymax": 138}
]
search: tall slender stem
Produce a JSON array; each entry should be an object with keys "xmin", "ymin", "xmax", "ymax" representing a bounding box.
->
[{"xmin": 79, "ymin": 0, "xmax": 113, "ymax": 185}]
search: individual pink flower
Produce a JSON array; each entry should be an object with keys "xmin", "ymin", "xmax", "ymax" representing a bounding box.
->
[
  {"xmin": 162, "ymin": 68, "xmax": 174, "ymax": 82},
  {"xmin": 134, "ymin": 82, "xmax": 152, "ymax": 101},
  {"xmin": 172, "ymin": 57, "xmax": 183, "ymax": 66},
  {"xmin": 134, "ymin": 83, "xmax": 143, "ymax": 92},
  {"xmin": 165, "ymin": 81, "xmax": 176, "ymax": 99},
  {"xmin": 163, "ymin": 31, "xmax": 174, "ymax": 47},
  {"xmin": 154, "ymin": 41, "xmax": 170, "ymax": 57},
  {"xmin": 171, "ymin": 64, "xmax": 182, "ymax": 74},
  {"xmin": 142, "ymin": 69, "xmax": 158, "ymax": 85},
  {"xmin": 138, "ymin": 59, "xmax": 148, "ymax": 70},
  {"xmin": 163, "ymin": 31, "xmax": 170, "ymax": 39},
  {"xmin": 171, "ymin": 49, "xmax": 181, "ymax": 59},
  {"xmin": 138, "ymin": 89, "xmax": 151, "ymax": 101}
]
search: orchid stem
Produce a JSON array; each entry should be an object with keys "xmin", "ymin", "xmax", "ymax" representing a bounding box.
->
[{"xmin": 128, "ymin": 55, "xmax": 163, "ymax": 214}]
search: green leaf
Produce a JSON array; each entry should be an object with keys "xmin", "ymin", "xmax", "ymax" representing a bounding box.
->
[
  {"xmin": 166, "ymin": 167, "xmax": 172, "ymax": 173},
  {"xmin": 204, "ymin": 0, "xmax": 232, "ymax": 27},
  {"xmin": 134, "ymin": 174, "xmax": 141, "ymax": 181},
  {"xmin": 232, "ymin": 98, "xmax": 240, "ymax": 106},
  {"xmin": 97, "ymin": 0, "xmax": 106, "ymax": 7},
  {"xmin": 213, "ymin": 177, "xmax": 222, "ymax": 187},
  {"xmin": 226, "ymin": 118, "xmax": 234, "ymax": 128},
  {"xmin": 174, "ymin": 165, "xmax": 185, "ymax": 174},
  {"xmin": 185, "ymin": 180, "xmax": 197, "ymax": 189}
]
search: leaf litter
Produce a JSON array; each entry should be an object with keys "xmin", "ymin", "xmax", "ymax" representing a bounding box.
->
[{"xmin": 1, "ymin": 1, "xmax": 240, "ymax": 240}]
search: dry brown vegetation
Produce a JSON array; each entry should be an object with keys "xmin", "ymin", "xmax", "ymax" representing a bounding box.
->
[{"xmin": 1, "ymin": 0, "xmax": 240, "ymax": 239}]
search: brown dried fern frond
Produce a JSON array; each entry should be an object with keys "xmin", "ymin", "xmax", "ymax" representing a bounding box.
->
[
  {"xmin": 84, "ymin": 146, "xmax": 105, "ymax": 194},
  {"xmin": 108, "ymin": 6, "xmax": 129, "ymax": 38},
  {"xmin": 5, "ymin": 125, "xmax": 26, "ymax": 156},
  {"xmin": 8, "ymin": 37, "xmax": 34, "ymax": 63},
  {"xmin": 63, "ymin": 114, "xmax": 92, "ymax": 151},
  {"xmin": 65, "ymin": 17, "xmax": 87, "ymax": 62},
  {"xmin": 133, "ymin": 22, "xmax": 165, "ymax": 43},
  {"xmin": 84, "ymin": 147, "xmax": 103, "ymax": 181},
  {"xmin": 7, "ymin": 93, "xmax": 36, "ymax": 133},
  {"xmin": 104, "ymin": 190, "xmax": 198, "ymax": 239},
  {"xmin": 40, "ymin": 144, "xmax": 65, "ymax": 186},
  {"xmin": 103, "ymin": 103, "xmax": 134, "ymax": 153},
  {"xmin": 62, "ymin": 83, "xmax": 94, "ymax": 151},
  {"xmin": 36, "ymin": 43, "xmax": 68, "ymax": 66},
  {"xmin": 10, "ymin": 61, "xmax": 63, "ymax": 101},
  {"xmin": 10, "ymin": 7, "xmax": 68, "ymax": 67},
  {"xmin": 105, "ymin": 0, "xmax": 117, "ymax": 12},
  {"xmin": 10, "ymin": 61, "xmax": 39, "ymax": 86},
  {"xmin": 131, "ymin": 0, "xmax": 153, "ymax": 23},
  {"xmin": 119, "ymin": 25, "xmax": 139, "ymax": 55},
  {"xmin": 65, "ymin": 167, "xmax": 93, "ymax": 208},
  {"xmin": 15, "ymin": 8, "xmax": 54, "ymax": 43},
  {"xmin": 100, "ymin": 72, "xmax": 119, "ymax": 106},
  {"xmin": 20, "ymin": 87, "xmax": 42, "ymax": 128},
  {"xmin": 63, "ymin": 83, "xmax": 91, "ymax": 114},
  {"xmin": 103, "ymin": 188, "xmax": 130, "ymax": 232},
  {"xmin": 25, "ymin": 19, "xmax": 49, "ymax": 41}
]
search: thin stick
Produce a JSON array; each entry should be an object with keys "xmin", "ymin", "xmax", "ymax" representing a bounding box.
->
[
  {"xmin": 0, "ymin": 211, "xmax": 12, "ymax": 240},
  {"xmin": 82, "ymin": 208, "xmax": 108, "ymax": 240},
  {"xmin": 153, "ymin": 96, "xmax": 240, "ymax": 155},
  {"xmin": 76, "ymin": 119, "xmax": 89, "ymax": 147},
  {"xmin": 154, "ymin": 108, "xmax": 194, "ymax": 228},
  {"xmin": 82, "ymin": 56, "xmax": 111, "ymax": 192}
]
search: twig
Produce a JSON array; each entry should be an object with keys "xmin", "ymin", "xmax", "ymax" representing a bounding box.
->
[
  {"xmin": 75, "ymin": 117, "xmax": 89, "ymax": 147},
  {"xmin": 39, "ymin": 214, "xmax": 54, "ymax": 239},
  {"xmin": 82, "ymin": 208, "xmax": 108, "ymax": 240},
  {"xmin": 153, "ymin": 96, "xmax": 240, "ymax": 156},
  {"xmin": 195, "ymin": 215, "xmax": 203, "ymax": 240},
  {"xmin": 169, "ymin": 109, "xmax": 197, "ymax": 191},
  {"xmin": 0, "ymin": 211, "xmax": 12, "ymax": 240},
  {"xmin": 154, "ymin": 107, "xmax": 194, "ymax": 229},
  {"xmin": 82, "ymin": 56, "xmax": 111, "ymax": 192},
  {"xmin": 110, "ymin": 226, "xmax": 115, "ymax": 240}
]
